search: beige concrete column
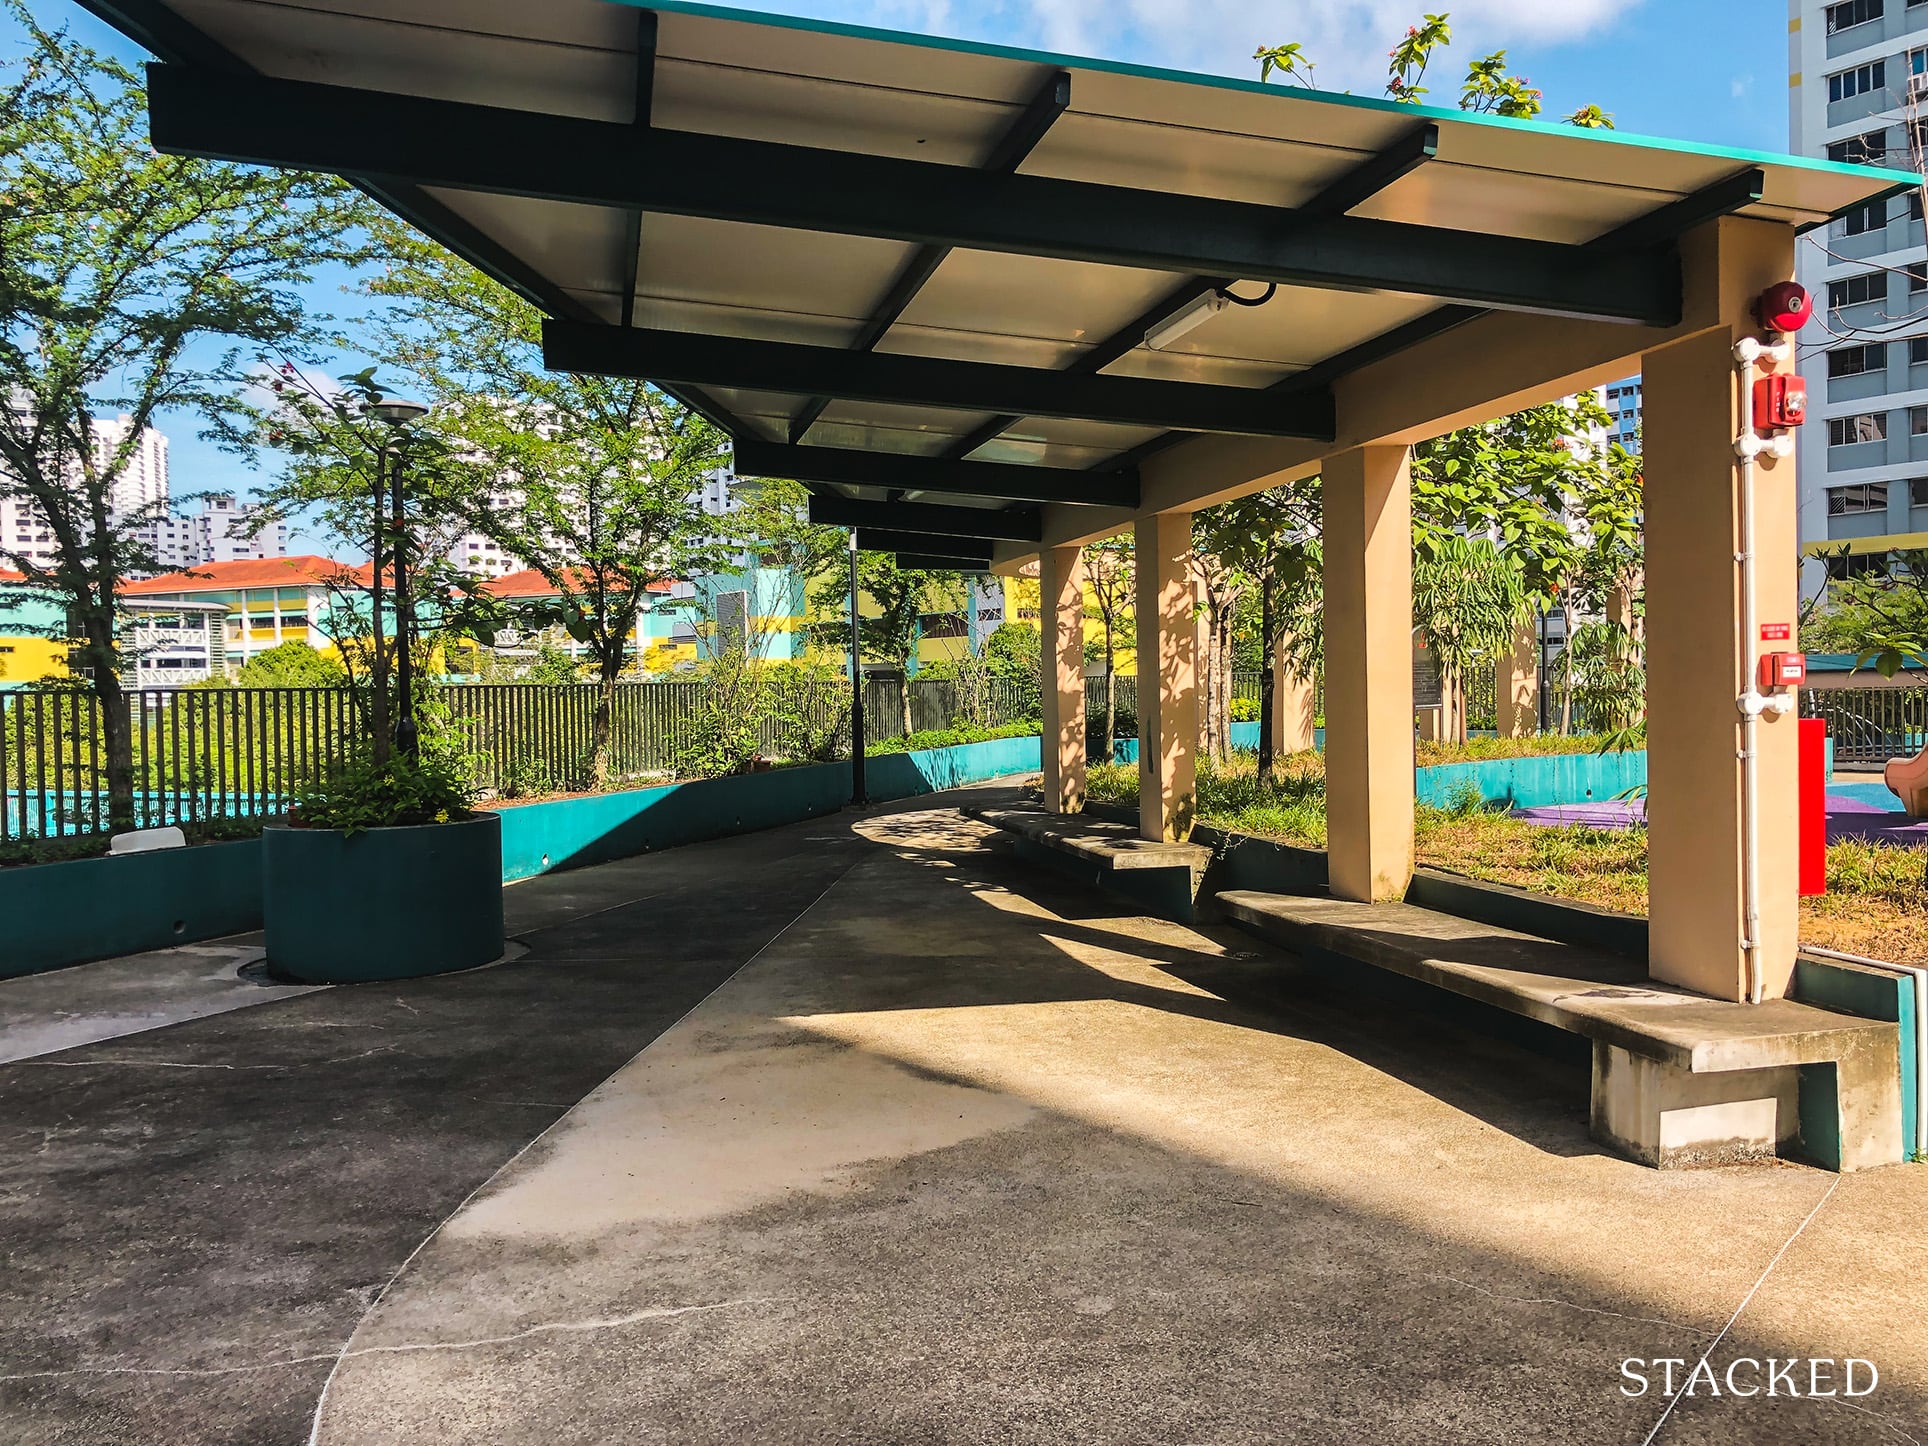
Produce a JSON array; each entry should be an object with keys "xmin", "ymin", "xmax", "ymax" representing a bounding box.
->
[
  {"xmin": 1643, "ymin": 218, "xmax": 1800, "ymax": 1002},
  {"xmin": 1323, "ymin": 446, "xmax": 1415, "ymax": 902},
  {"xmin": 1134, "ymin": 511, "xmax": 1196, "ymax": 842},
  {"xmin": 1495, "ymin": 617, "xmax": 1538, "ymax": 738},
  {"xmin": 1039, "ymin": 544, "xmax": 1086, "ymax": 814},
  {"xmin": 1270, "ymin": 633, "xmax": 1316, "ymax": 754}
]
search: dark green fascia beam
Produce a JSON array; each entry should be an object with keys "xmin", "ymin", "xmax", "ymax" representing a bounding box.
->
[
  {"xmin": 858, "ymin": 528, "xmax": 993, "ymax": 559},
  {"xmin": 790, "ymin": 69, "xmax": 1072, "ymax": 443},
  {"xmin": 896, "ymin": 553, "xmax": 994, "ymax": 572},
  {"xmin": 734, "ymin": 438, "xmax": 1137, "ymax": 507},
  {"xmin": 550, "ymin": 323, "xmax": 1333, "ymax": 438},
  {"xmin": 808, "ymin": 492, "xmax": 1041, "ymax": 542},
  {"xmin": 143, "ymin": 66, "xmax": 1682, "ymax": 325}
]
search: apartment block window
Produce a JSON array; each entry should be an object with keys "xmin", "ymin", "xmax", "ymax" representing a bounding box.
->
[
  {"xmin": 1830, "ymin": 343, "xmax": 1887, "ymax": 376},
  {"xmin": 1828, "ymin": 129, "xmax": 1889, "ymax": 165},
  {"xmin": 1845, "ymin": 198, "xmax": 1887, "ymax": 235},
  {"xmin": 1831, "ymin": 413, "xmax": 1889, "ymax": 445},
  {"xmin": 1914, "ymin": 192, "xmax": 1926, "ymax": 221},
  {"xmin": 1829, "ymin": 482, "xmax": 1890, "ymax": 515},
  {"xmin": 1830, "ymin": 271, "xmax": 1886, "ymax": 309},
  {"xmin": 1911, "ymin": 263, "xmax": 1928, "ymax": 294},
  {"xmin": 1827, "ymin": 0, "xmax": 1883, "ymax": 29},
  {"xmin": 1913, "ymin": 337, "xmax": 1928, "ymax": 365},
  {"xmin": 1830, "ymin": 60, "xmax": 1887, "ymax": 104},
  {"xmin": 1915, "ymin": 405, "xmax": 1928, "ymax": 433},
  {"xmin": 1912, "ymin": 477, "xmax": 1928, "ymax": 505}
]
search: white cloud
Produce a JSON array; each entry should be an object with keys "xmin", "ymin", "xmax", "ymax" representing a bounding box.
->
[{"xmin": 790, "ymin": 0, "xmax": 1643, "ymax": 93}]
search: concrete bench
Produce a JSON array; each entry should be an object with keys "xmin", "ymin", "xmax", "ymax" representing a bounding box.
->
[
  {"xmin": 964, "ymin": 802, "xmax": 1211, "ymax": 922},
  {"xmin": 1217, "ymin": 891, "xmax": 1904, "ymax": 1172}
]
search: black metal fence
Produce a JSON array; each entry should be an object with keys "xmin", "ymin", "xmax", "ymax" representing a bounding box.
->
[
  {"xmin": 0, "ymin": 668, "xmax": 1270, "ymax": 840},
  {"xmin": 2, "ymin": 686, "xmax": 356, "ymax": 840},
  {"xmin": 1801, "ymin": 686, "xmax": 1928, "ymax": 766}
]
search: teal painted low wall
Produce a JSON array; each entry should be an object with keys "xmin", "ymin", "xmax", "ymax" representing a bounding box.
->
[
  {"xmin": 0, "ymin": 839, "xmax": 265, "ymax": 979},
  {"xmin": 1418, "ymin": 749, "xmax": 1647, "ymax": 810},
  {"xmin": 1113, "ymin": 722, "xmax": 1263, "ymax": 765},
  {"xmin": 868, "ymin": 734, "xmax": 1042, "ymax": 798},
  {"xmin": 499, "ymin": 735, "xmax": 1043, "ymax": 883},
  {"xmin": 5, "ymin": 738, "xmax": 1043, "ymax": 975},
  {"xmin": 1794, "ymin": 955, "xmax": 1920, "ymax": 1167}
]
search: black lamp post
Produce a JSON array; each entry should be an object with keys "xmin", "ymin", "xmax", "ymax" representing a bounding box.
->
[
  {"xmin": 848, "ymin": 528, "xmax": 866, "ymax": 804},
  {"xmin": 368, "ymin": 397, "xmax": 430, "ymax": 756}
]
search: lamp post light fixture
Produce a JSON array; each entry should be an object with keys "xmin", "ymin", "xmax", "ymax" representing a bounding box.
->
[{"xmin": 369, "ymin": 397, "xmax": 431, "ymax": 757}]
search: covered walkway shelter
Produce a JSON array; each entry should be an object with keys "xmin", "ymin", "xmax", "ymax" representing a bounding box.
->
[{"xmin": 96, "ymin": 0, "xmax": 1916, "ymax": 1160}]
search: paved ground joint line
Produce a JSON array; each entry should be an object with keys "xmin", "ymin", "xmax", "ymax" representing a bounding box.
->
[
  {"xmin": 1639, "ymin": 1176, "xmax": 1842, "ymax": 1445},
  {"xmin": 301, "ymin": 850, "xmax": 871, "ymax": 1446}
]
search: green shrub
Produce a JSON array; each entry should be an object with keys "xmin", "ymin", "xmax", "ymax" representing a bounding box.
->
[
  {"xmin": 868, "ymin": 720, "xmax": 1039, "ymax": 756},
  {"xmin": 1229, "ymin": 696, "xmax": 1260, "ymax": 723},
  {"xmin": 289, "ymin": 748, "xmax": 477, "ymax": 834}
]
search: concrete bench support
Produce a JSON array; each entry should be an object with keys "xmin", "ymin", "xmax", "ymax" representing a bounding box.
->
[
  {"xmin": 1591, "ymin": 1043, "xmax": 1796, "ymax": 1168},
  {"xmin": 966, "ymin": 801, "xmax": 1209, "ymax": 923},
  {"xmin": 1217, "ymin": 890, "xmax": 1904, "ymax": 1172}
]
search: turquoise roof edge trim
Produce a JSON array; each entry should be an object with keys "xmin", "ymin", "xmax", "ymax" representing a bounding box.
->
[{"xmin": 629, "ymin": 0, "xmax": 1918, "ymax": 197}]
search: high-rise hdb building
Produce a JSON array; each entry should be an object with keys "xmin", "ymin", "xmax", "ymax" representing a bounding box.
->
[{"xmin": 1791, "ymin": 0, "xmax": 1928, "ymax": 588}]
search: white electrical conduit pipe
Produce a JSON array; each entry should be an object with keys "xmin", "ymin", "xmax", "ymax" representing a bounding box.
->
[
  {"xmin": 1800, "ymin": 945, "xmax": 1928, "ymax": 1160},
  {"xmin": 1733, "ymin": 338, "xmax": 1797, "ymax": 1006}
]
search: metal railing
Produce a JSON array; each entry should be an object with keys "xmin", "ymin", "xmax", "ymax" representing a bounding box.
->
[
  {"xmin": 1800, "ymin": 686, "xmax": 1928, "ymax": 765},
  {"xmin": 2, "ymin": 686, "xmax": 355, "ymax": 840},
  {"xmin": 0, "ymin": 669, "xmax": 1273, "ymax": 841}
]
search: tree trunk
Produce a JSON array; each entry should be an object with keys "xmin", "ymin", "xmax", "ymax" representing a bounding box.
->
[
  {"xmin": 900, "ymin": 667, "xmax": 913, "ymax": 738},
  {"xmin": 1257, "ymin": 571, "xmax": 1277, "ymax": 788},
  {"xmin": 85, "ymin": 616, "xmax": 135, "ymax": 833},
  {"xmin": 1102, "ymin": 615, "xmax": 1116, "ymax": 763},
  {"xmin": 591, "ymin": 652, "xmax": 619, "ymax": 789}
]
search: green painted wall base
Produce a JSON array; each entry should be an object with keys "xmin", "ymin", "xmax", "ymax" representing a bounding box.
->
[
  {"xmin": 0, "ymin": 839, "xmax": 264, "ymax": 980},
  {"xmin": 498, "ymin": 735, "xmax": 1043, "ymax": 882},
  {"xmin": 263, "ymin": 814, "xmax": 505, "ymax": 983}
]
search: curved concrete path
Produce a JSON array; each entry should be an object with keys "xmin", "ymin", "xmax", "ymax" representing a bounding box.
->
[
  {"xmin": 4, "ymin": 784, "xmax": 1926, "ymax": 1443},
  {"xmin": 313, "ymin": 803, "xmax": 1928, "ymax": 1445}
]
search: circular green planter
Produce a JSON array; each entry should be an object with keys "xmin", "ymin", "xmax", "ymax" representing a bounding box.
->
[{"xmin": 263, "ymin": 813, "xmax": 504, "ymax": 983}]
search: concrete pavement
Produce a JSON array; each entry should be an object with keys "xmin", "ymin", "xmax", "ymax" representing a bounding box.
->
[{"xmin": 2, "ymin": 786, "xmax": 1924, "ymax": 1443}]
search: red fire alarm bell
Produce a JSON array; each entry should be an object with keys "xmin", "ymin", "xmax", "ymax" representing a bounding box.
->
[
  {"xmin": 1753, "ymin": 374, "xmax": 1807, "ymax": 431},
  {"xmin": 1760, "ymin": 651, "xmax": 1807, "ymax": 690},
  {"xmin": 1754, "ymin": 281, "xmax": 1813, "ymax": 335}
]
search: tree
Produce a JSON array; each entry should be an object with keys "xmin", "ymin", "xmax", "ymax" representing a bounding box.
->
[
  {"xmin": 0, "ymin": 7, "xmax": 373, "ymax": 829},
  {"xmin": 359, "ymin": 219, "xmax": 732, "ymax": 785},
  {"xmin": 230, "ymin": 641, "xmax": 346, "ymax": 689},
  {"xmin": 1807, "ymin": 549, "xmax": 1928, "ymax": 678},
  {"xmin": 1196, "ymin": 480, "xmax": 1323, "ymax": 784},
  {"xmin": 1185, "ymin": 530, "xmax": 1252, "ymax": 764},
  {"xmin": 807, "ymin": 555, "xmax": 961, "ymax": 736},
  {"xmin": 1258, "ymin": 12, "xmax": 1615, "ymax": 129},
  {"xmin": 1082, "ymin": 537, "xmax": 1134, "ymax": 762},
  {"xmin": 253, "ymin": 367, "xmax": 499, "ymax": 766},
  {"xmin": 1412, "ymin": 532, "xmax": 1532, "ymax": 742}
]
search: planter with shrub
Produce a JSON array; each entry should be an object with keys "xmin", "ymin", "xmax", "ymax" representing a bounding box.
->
[{"xmin": 264, "ymin": 747, "xmax": 504, "ymax": 983}]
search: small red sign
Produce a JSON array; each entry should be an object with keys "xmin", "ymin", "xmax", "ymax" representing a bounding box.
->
[{"xmin": 1761, "ymin": 623, "xmax": 1792, "ymax": 641}]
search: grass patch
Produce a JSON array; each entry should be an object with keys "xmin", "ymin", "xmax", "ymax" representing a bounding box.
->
[
  {"xmin": 1416, "ymin": 734, "xmax": 1617, "ymax": 767},
  {"xmin": 1091, "ymin": 750, "xmax": 1928, "ymax": 966}
]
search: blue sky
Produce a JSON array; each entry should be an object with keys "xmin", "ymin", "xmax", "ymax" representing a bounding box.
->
[{"xmin": 29, "ymin": 0, "xmax": 1792, "ymax": 553}]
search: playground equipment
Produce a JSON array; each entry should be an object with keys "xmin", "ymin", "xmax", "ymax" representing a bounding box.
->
[{"xmin": 1883, "ymin": 744, "xmax": 1928, "ymax": 818}]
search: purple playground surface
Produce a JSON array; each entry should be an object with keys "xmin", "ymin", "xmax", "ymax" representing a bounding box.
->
[{"xmin": 1513, "ymin": 780, "xmax": 1928, "ymax": 846}]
